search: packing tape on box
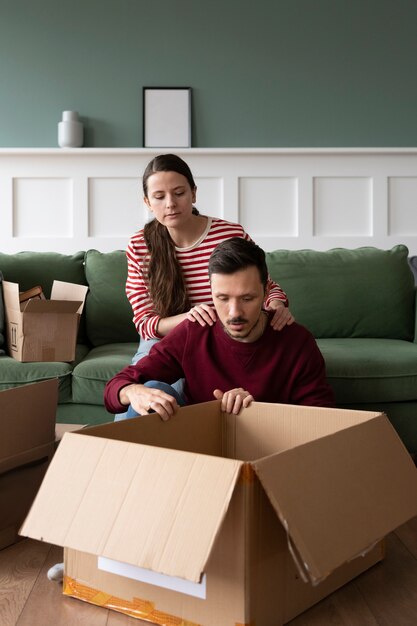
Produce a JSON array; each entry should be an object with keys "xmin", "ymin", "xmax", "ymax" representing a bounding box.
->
[{"xmin": 63, "ymin": 576, "xmax": 200, "ymax": 625}]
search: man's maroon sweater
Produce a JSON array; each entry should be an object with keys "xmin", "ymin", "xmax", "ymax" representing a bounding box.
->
[{"xmin": 104, "ymin": 314, "xmax": 334, "ymax": 413}]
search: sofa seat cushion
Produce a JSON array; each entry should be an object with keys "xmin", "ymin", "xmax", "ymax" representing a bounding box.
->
[
  {"xmin": 318, "ymin": 338, "xmax": 417, "ymax": 403},
  {"xmin": 57, "ymin": 403, "xmax": 112, "ymax": 426},
  {"xmin": 71, "ymin": 343, "xmax": 137, "ymax": 405},
  {"xmin": 0, "ymin": 344, "xmax": 90, "ymax": 403}
]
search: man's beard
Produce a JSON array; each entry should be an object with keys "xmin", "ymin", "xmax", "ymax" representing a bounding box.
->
[{"xmin": 223, "ymin": 314, "xmax": 263, "ymax": 340}]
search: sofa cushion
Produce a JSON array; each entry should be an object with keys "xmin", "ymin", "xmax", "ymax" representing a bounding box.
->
[
  {"xmin": 0, "ymin": 251, "xmax": 88, "ymax": 344},
  {"xmin": 71, "ymin": 342, "xmax": 137, "ymax": 405},
  {"xmin": 84, "ymin": 250, "xmax": 138, "ymax": 346},
  {"xmin": 266, "ymin": 245, "xmax": 415, "ymax": 340},
  {"xmin": 56, "ymin": 403, "xmax": 112, "ymax": 426},
  {"xmin": 318, "ymin": 338, "xmax": 417, "ymax": 404},
  {"xmin": 0, "ymin": 344, "xmax": 90, "ymax": 403}
]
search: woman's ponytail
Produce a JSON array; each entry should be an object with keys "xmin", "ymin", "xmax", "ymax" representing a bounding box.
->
[{"xmin": 144, "ymin": 218, "xmax": 190, "ymax": 317}]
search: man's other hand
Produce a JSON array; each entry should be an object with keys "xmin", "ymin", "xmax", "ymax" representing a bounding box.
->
[{"xmin": 213, "ymin": 388, "xmax": 254, "ymax": 415}]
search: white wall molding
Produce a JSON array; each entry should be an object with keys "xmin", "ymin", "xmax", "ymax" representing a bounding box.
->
[{"xmin": 1, "ymin": 148, "xmax": 417, "ymax": 254}]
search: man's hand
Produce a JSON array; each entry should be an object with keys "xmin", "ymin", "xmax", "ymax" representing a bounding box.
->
[
  {"xmin": 186, "ymin": 303, "xmax": 217, "ymax": 327},
  {"xmin": 120, "ymin": 384, "xmax": 179, "ymax": 421},
  {"xmin": 266, "ymin": 300, "xmax": 295, "ymax": 331},
  {"xmin": 213, "ymin": 388, "xmax": 254, "ymax": 415}
]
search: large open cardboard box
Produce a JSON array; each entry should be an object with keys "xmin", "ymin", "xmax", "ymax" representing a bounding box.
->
[
  {"xmin": 21, "ymin": 402, "xmax": 417, "ymax": 625},
  {"xmin": 2, "ymin": 280, "xmax": 88, "ymax": 362},
  {"xmin": 0, "ymin": 378, "xmax": 58, "ymax": 550}
]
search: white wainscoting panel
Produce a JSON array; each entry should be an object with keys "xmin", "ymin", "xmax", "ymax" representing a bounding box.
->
[
  {"xmin": 388, "ymin": 177, "xmax": 417, "ymax": 236},
  {"xmin": 88, "ymin": 177, "xmax": 143, "ymax": 238},
  {"xmin": 13, "ymin": 178, "xmax": 73, "ymax": 238},
  {"xmin": 194, "ymin": 177, "xmax": 224, "ymax": 219},
  {"xmin": 313, "ymin": 177, "xmax": 372, "ymax": 237},
  {"xmin": 239, "ymin": 177, "xmax": 298, "ymax": 237},
  {"xmin": 1, "ymin": 148, "xmax": 417, "ymax": 255}
]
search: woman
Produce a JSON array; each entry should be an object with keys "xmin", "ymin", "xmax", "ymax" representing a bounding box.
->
[{"xmin": 117, "ymin": 153, "xmax": 294, "ymax": 418}]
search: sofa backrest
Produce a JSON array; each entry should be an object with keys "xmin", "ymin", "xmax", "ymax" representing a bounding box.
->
[
  {"xmin": 84, "ymin": 250, "xmax": 137, "ymax": 346},
  {"xmin": 2, "ymin": 246, "xmax": 414, "ymax": 349},
  {"xmin": 266, "ymin": 245, "xmax": 415, "ymax": 340},
  {"xmin": 0, "ymin": 251, "xmax": 88, "ymax": 344}
]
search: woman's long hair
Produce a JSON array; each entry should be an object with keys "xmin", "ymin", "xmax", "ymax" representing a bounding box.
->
[{"xmin": 143, "ymin": 154, "xmax": 198, "ymax": 318}]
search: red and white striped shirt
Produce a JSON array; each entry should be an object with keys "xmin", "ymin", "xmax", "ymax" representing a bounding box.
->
[{"xmin": 126, "ymin": 217, "xmax": 288, "ymax": 339}]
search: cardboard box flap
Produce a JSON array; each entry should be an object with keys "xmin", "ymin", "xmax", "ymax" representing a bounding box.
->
[
  {"xmin": 252, "ymin": 415, "xmax": 417, "ymax": 585},
  {"xmin": 2, "ymin": 281, "xmax": 20, "ymax": 312},
  {"xmin": 22, "ymin": 299, "xmax": 82, "ymax": 314},
  {"xmin": 0, "ymin": 379, "xmax": 58, "ymax": 469},
  {"xmin": 20, "ymin": 433, "xmax": 243, "ymax": 583},
  {"xmin": 51, "ymin": 280, "xmax": 88, "ymax": 314}
]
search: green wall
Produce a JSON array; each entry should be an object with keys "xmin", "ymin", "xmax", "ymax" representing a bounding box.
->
[{"xmin": 1, "ymin": 0, "xmax": 416, "ymax": 148}]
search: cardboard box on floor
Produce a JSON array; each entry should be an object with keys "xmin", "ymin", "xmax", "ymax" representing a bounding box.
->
[
  {"xmin": 0, "ymin": 378, "xmax": 58, "ymax": 550},
  {"xmin": 2, "ymin": 280, "xmax": 88, "ymax": 362},
  {"xmin": 20, "ymin": 402, "xmax": 417, "ymax": 626}
]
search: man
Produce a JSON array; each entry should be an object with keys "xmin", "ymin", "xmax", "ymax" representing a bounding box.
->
[{"xmin": 104, "ymin": 238, "xmax": 334, "ymax": 419}]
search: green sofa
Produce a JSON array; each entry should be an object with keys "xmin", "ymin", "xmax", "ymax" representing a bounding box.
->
[
  {"xmin": 0, "ymin": 250, "xmax": 138, "ymax": 425},
  {"xmin": 1, "ymin": 245, "xmax": 416, "ymax": 455},
  {"xmin": 267, "ymin": 245, "xmax": 417, "ymax": 456}
]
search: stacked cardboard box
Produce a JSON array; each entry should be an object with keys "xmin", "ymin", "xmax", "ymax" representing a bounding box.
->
[
  {"xmin": 2, "ymin": 280, "xmax": 87, "ymax": 362},
  {"xmin": 21, "ymin": 401, "xmax": 417, "ymax": 625},
  {"xmin": 0, "ymin": 379, "xmax": 58, "ymax": 550}
]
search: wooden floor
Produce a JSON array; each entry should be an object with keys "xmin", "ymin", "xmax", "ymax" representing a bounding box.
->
[{"xmin": 1, "ymin": 517, "xmax": 417, "ymax": 626}]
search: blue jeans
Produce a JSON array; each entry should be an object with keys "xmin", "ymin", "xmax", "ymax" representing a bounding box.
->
[
  {"xmin": 125, "ymin": 380, "xmax": 186, "ymax": 419},
  {"xmin": 114, "ymin": 338, "xmax": 186, "ymax": 421}
]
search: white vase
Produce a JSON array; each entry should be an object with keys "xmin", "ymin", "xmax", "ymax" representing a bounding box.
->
[{"xmin": 58, "ymin": 111, "xmax": 83, "ymax": 148}]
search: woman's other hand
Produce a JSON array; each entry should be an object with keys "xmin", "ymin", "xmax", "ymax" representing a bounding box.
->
[{"xmin": 267, "ymin": 300, "xmax": 295, "ymax": 331}]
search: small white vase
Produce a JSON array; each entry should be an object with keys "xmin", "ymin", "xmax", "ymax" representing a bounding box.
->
[{"xmin": 58, "ymin": 111, "xmax": 83, "ymax": 148}]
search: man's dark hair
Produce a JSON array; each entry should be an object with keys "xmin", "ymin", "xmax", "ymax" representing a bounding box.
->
[{"xmin": 208, "ymin": 237, "xmax": 268, "ymax": 287}]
